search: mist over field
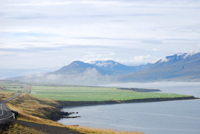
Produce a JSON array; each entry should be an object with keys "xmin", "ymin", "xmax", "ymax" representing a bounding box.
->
[{"xmin": 9, "ymin": 68, "xmax": 114, "ymax": 85}]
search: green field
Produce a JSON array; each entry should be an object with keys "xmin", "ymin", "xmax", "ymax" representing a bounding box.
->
[
  {"xmin": 0, "ymin": 81, "xmax": 24, "ymax": 93},
  {"xmin": 31, "ymin": 86, "xmax": 191, "ymax": 101}
]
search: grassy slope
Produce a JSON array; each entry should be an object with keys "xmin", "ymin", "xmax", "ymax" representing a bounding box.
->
[
  {"xmin": 1, "ymin": 82, "xmax": 194, "ymax": 134},
  {"xmin": 6, "ymin": 93, "xmax": 143, "ymax": 134},
  {"xmin": 0, "ymin": 91, "xmax": 16, "ymax": 102},
  {"xmin": 1, "ymin": 123, "xmax": 47, "ymax": 134},
  {"xmin": 31, "ymin": 86, "xmax": 192, "ymax": 101}
]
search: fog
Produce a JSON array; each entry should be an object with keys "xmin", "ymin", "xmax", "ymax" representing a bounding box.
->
[{"xmin": 9, "ymin": 68, "xmax": 116, "ymax": 86}]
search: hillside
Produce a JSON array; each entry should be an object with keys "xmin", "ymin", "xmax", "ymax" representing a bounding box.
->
[
  {"xmin": 6, "ymin": 52, "xmax": 200, "ymax": 84},
  {"xmin": 119, "ymin": 52, "xmax": 200, "ymax": 82},
  {"xmin": 53, "ymin": 60, "xmax": 151, "ymax": 76}
]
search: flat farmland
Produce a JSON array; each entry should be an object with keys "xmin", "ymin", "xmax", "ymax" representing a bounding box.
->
[
  {"xmin": 31, "ymin": 86, "xmax": 191, "ymax": 101},
  {"xmin": 0, "ymin": 81, "xmax": 24, "ymax": 93}
]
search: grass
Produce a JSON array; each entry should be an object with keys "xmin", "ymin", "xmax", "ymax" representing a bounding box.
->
[
  {"xmin": 68, "ymin": 126, "xmax": 144, "ymax": 134},
  {"xmin": 7, "ymin": 94, "xmax": 62, "ymax": 120},
  {"xmin": 0, "ymin": 80, "xmax": 24, "ymax": 93},
  {"xmin": 1, "ymin": 123, "xmax": 47, "ymax": 134},
  {"xmin": 31, "ymin": 86, "xmax": 192, "ymax": 101},
  {"xmin": 0, "ymin": 91, "xmax": 16, "ymax": 102},
  {"xmin": 6, "ymin": 93, "xmax": 144, "ymax": 134},
  {"xmin": 1, "ymin": 81, "xmax": 193, "ymax": 134}
]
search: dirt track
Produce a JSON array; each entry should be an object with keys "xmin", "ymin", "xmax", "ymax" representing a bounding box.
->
[{"xmin": 0, "ymin": 119, "xmax": 82, "ymax": 134}]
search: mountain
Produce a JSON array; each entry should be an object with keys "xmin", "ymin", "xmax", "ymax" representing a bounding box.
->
[
  {"xmin": 92, "ymin": 60, "xmax": 152, "ymax": 73},
  {"xmin": 119, "ymin": 52, "xmax": 200, "ymax": 82},
  {"xmin": 53, "ymin": 61, "xmax": 95, "ymax": 74},
  {"xmin": 52, "ymin": 60, "xmax": 151, "ymax": 76},
  {"xmin": 6, "ymin": 52, "xmax": 200, "ymax": 84},
  {"xmin": 7, "ymin": 60, "xmax": 151, "ymax": 85}
]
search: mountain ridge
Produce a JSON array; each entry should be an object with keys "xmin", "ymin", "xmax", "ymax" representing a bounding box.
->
[
  {"xmin": 6, "ymin": 52, "xmax": 200, "ymax": 84},
  {"xmin": 52, "ymin": 60, "xmax": 151, "ymax": 76},
  {"xmin": 119, "ymin": 52, "xmax": 200, "ymax": 82}
]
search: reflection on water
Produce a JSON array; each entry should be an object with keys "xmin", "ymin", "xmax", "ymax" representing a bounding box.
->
[{"xmin": 58, "ymin": 82, "xmax": 200, "ymax": 134}]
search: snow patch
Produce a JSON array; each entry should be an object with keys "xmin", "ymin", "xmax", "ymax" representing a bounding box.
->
[
  {"xmin": 184, "ymin": 51, "xmax": 200, "ymax": 58},
  {"xmin": 92, "ymin": 60, "xmax": 117, "ymax": 68},
  {"xmin": 177, "ymin": 52, "xmax": 185, "ymax": 56},
  {"xmin": 160, "ymin": 57, "xmax": 169, "ymax": 63}
]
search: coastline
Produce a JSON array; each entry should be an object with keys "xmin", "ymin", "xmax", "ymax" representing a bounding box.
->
[
  {"xmin": 56, "ymin": 96, "xmax": 198, "ymax": 121},
  {"xmin": 3, "ymin": 92, "xmax": 199, "ymax": 134}
]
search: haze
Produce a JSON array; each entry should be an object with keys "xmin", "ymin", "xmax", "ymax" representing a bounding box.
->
[{"xmin": 1, "ymin": 0, "xmax": 200, "ymax": 76}]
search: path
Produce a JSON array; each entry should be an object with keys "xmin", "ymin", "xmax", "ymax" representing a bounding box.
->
[{"xmin": 0, "ymin": 93, "xmax": 21, "ymax": 121}]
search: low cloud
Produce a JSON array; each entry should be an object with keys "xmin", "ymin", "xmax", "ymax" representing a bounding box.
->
[
  {"xmin": 184, "ymin": 50, "xmax": 200, "ymax": 58},
  {"xmin": 9, "ymin": 68, "xmax": 115, "ymax": 86},
  {"xmin": 119, "ymin": 55, "xmax": 158, "ymax": 66},
  {"xmin": 160, "ymin": 57, "xmax": 169, "ymax": 63}
]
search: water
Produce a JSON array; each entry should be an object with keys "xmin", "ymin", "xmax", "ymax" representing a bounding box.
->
[
  {"xmin": 104, "ymin": 82, "xmax": 200, "ymax": 97},
  {"xmin": 58, "ymin": 82, "xmax": 200, "ymax": 134}
]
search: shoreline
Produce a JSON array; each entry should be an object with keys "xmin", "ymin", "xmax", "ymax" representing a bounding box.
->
[
  {"xmin": 3, "ymin": 93, "xmax": 198, "ymax": 134},
  {"xmin": 55, "ymin": 96, "xmax": 198, "ymax": 121}
]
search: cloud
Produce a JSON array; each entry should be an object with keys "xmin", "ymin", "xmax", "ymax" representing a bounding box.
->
[
  {"xmin": 12, "ymin": 14, "xmax": 50, "ymax": 20},
  {"xmin": 80, "ymin": 53, "xmax": 114, "ymax": 64},
  {"xmin": 0, "ymin": 32, "xmax": 59, "ymax": 37},
  {"xmin": 5, "ymin": 0, "xmax": 200, "ymax": 8},
  {"xmin": 141, "ymin": 39, "xmax": 163, "ymax": 44},
  {"xmin": 0, "ymin": 44, "xmax": 116, "ymax": 53},
  {"xmin": 9, "ymin": 68, "xmax": 114, "ymax": 85},
  {"xmin": 160, "ymin": 57, "xmax": 169, "ymax": 63},
  {"xmin": 184, "ymin": 50, "xmax": 200, "ymax": 58},
  {"xmin": 0, "ymin": 0, "xmax": 200, "ymax": 73},
  {"xmin": 72, "ymin": 37, "xmax": 132, "ymax": 41},
  {"xmin": 10, "ymin": 13, "xmax": 165, "ymax": 20},
  {"xmin": 153, "ymin": 48, "xmax": 159, "ymax": 51},
  {"xmin": 117, "ymin": 55, "xmax": 159, "ymax": 66}
]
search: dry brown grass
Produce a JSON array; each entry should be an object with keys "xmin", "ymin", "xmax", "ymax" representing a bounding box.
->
[
  {"xmin": 0, "ymin": 91, "xmax": 16, "ymax": 102},
  {"xmin": 68, "ymin": 126, "xmax": 144, "ymax": 134},
  {"xmin": 2, "ymin": 123, "xmax": 47, "ymax": 134},
  {"xmin": 6, "ymin": 93, "xmax": 144, "ymax": 134},
  {"xmin": 7, "ymin": 93, "xmax": 62, "ymax": 120},
  {"xmin": 13, "ymin": 109, "xmax": 66, "ymax": 127}
]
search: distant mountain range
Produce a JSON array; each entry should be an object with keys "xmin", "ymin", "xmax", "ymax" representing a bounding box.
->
[
  {"xmin": 6, "ymin": 52, "xmax": 200, "ymax": 84},
  {"xmin": 53, "ymin": 60, "xmax": 151, "ymax": 76}
]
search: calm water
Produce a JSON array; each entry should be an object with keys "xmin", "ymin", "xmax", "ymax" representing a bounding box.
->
[{"xmin": 58, "ymin": 82, "xmax": 200, "ymax": 134}]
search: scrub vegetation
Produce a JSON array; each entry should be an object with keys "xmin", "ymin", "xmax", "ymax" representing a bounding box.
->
[
  {"xmin": 0, "ymin": 92, "xmax": 16, "ymax": 102},
  {"xmin": 1, "ymin": 123, "xmax": 47, "ymax": 134},
  {"xmin": 0, "ymin": 81, "xmax": 194, "ymax": 134},
  {"xmin": 6, "ymin": 93, "xmax": 143, "ymax": 134}
]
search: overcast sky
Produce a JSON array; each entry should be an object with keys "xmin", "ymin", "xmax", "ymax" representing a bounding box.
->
[{"xmin": 0, "ymin": 0, "xmax": 200, "ymax": 71}]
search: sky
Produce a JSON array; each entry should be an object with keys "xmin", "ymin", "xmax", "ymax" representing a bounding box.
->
[{"xmin": 0, "ymin": 0, "xmax": 200, "ymax": 73}]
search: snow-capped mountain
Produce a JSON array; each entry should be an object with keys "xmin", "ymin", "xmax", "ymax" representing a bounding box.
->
[
  {"xmin": 92, "ymin": 60, "xmax": 119, "ymax": 68},
  {"xmin": 158, "ymin": 52, "xmax": 197, "ymax": 63},
  {"xmin": 53, "ymin": 60, "xmax": 151, "ymax": 76},
  {"xmin": 120, "ymin": 52, "xmax": 200, "ymax": 82},
  {"xmin": 7, "ymin": 52, "xmax": 200, "ymax": 84}
]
